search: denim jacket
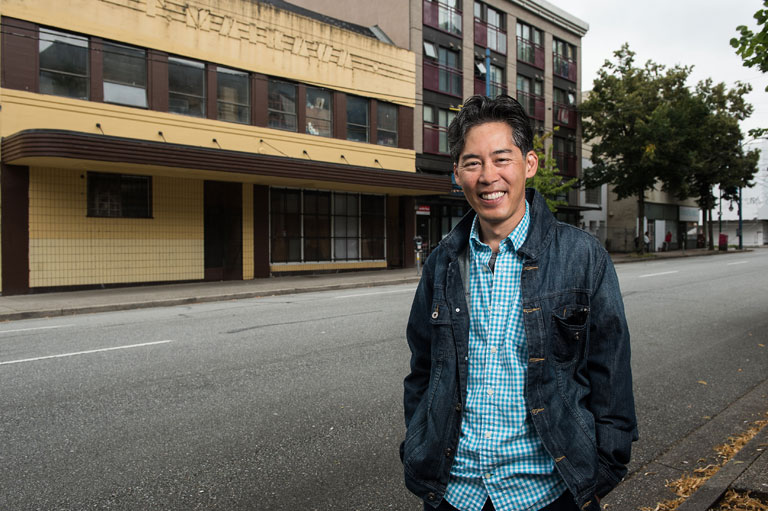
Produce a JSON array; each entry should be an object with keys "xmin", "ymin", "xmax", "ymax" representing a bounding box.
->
[{"xmin": 402, "ymin": 189, "xmax": 638, "ymax": 511}]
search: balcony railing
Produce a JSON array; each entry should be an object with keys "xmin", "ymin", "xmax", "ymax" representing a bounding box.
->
[
  {"xmin": 516, "ymin": 37, "xmax": 544, "ymax": 69},
  {"xmin": 554, "ymin": 102, "xmax": 577, "ymax": 127},
  {"xmin": 553, "ymin": 55, "xmax": 577, "ymax": 82},
  {"xmin": 474, "ymin": 19, "xmax": 507, "ymax": 54},
  {"xmin": 555, "ymin": 151, "xmax": 578, "ymax": 177},
  {"xmin": 423, "ymin": 124, "xmax": 450, "ymax": 155},
  {"xmin": 474, "ymin": 77, "xmax": 507, "ymax": 97},
  {"xmin": 423, "ymin": 0, "xmax": 462, "ymax": 36},
  {"xmin": 516, "ymin": 90, "xmax": 545, "ymax": 121},
  {"xmin": 424, "ymin": 60, "xmax": 463, "ymax": 97}
]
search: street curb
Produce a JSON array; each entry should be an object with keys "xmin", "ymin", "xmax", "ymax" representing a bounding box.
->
[
  {"xmin": 0, "ymin": 276, "xmax": 422, "ymax": 322},
  {"xmin": 676, "ymin": 426, "xmax": 768, "ymax": 511}
]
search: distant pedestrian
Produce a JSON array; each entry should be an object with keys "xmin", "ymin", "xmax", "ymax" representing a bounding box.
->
[
  {"xmin": 644, "ymin": 231, "xmax": 650, "ymax": 252},
  {"xmin": 402, "ymin": 95, "xmax": 637, "ymax": 511},
  {"xmin": 664, "ymin": 231, "xmax": 672, "ymax": 251}
]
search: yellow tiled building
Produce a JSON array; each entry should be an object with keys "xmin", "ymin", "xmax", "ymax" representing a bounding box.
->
[{"xmin": 0, "ymin": 0, "xmax": 450, "ymax": 294}]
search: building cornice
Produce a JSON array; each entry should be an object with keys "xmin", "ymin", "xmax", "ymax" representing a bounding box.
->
[{"xmin": 509, "ymin": 0, "xmax": 589, "ymax": 37}]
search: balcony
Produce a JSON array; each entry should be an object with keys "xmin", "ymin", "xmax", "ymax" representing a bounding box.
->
[
  {"xmin": 516, "ymin": 37, "xmax": 544, "ymax": 69},
  {"xmin": 554, "ymin": 102, "xmax": 577, "ymax": 127},
  {"xmin": 555, "ymin": 151, "xmax": 578, "ymax": 177},
  {"xmin": 474, "ymin": 77, "xmax": 507, "ymax": 97},
  {"xmin": 553, "ymin": 55, "xmax": 577, "ymax": 82},
  {"xmin": 424, "ymin": 60, "xmax": 463, "ymax": 97},
  {"xmin": 474, "ymin": 19, "xmax": 507, "ymax": 54},
  {"xmin": 423, "ymin": 123, "xmax": 450, "ymax": 155},
  {"xmin": 516, "ymin": 90, "xmax": 544, "ymax": 121},
  {"xmin": 423, "ymin": 0, "xmax": 462, "ymax": 36}
]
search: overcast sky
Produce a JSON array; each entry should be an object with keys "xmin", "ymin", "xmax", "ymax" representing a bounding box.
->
[
  {"xmin": 563, "ymin": 0, "xmax": 768, "ymax": 218},
  {"xmin": 564, "ymin": 0, "xmax": 767, "ymax": 136}
]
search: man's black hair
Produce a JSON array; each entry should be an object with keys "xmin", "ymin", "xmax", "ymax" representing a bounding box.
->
[{"xmin": 447, "ymin": 94, "xmax": 534, "ymax": 163}]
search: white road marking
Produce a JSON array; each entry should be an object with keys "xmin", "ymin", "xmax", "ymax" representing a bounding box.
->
[
  {"xmin": 0, "ymin": 324, "xmax": 75, "ymax": 335},
  {"xmin": 726, "ymin": 261, "xmax": 748, "ymax": 266},
  {"xmin": 334, "ymin": 288, "xmax": 413, "ymax": 299},
  {"xmin": 0, "ymin": 340, "xmax": 173, "ymax": 366},
  {"xmin": 638, "ymin": 270, "xmax": 679, "ymax": 279}
]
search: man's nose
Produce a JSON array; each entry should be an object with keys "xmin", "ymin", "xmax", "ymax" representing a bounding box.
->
[{"xmin": 478, "ymin": 160, "xmax": 500, "ymax": 182}]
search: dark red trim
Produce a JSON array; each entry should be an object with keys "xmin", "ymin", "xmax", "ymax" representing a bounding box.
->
[
  {"xmin": 1, "ymin": 164, "xmax": 30, "ymax": 295},
  {"xmin": 1, "ymin": 17, "xmax": 38, "ymax": 92}
]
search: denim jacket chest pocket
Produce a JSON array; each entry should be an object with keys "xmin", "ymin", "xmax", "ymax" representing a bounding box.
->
[
  {"xmin": 429, "ymin": 297, "xmax": 455, "ymax": 360},
  {"xmin": 550, "ymin": 297, "xmax": 591, "ymax": 364}
]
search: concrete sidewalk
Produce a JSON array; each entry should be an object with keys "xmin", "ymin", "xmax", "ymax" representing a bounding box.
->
[{"xmin": 0, "ymin": 247, "xmax": 746, "ymax": 323}]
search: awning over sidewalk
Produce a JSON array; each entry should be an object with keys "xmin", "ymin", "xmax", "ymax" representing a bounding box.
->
[{"xmin": 2, "ymin": 129, "xmax": 452, "ymax": 195}]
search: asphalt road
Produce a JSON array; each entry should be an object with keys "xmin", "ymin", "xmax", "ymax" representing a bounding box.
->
[{"xmin": 1, "ymin": 250, "xmax": 767, "ymax": 510}]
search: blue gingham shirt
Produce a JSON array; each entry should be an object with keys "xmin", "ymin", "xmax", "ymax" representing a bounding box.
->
[{"xmin": 444, "ymin": 201, "xmax": 566, "ymax": 511}]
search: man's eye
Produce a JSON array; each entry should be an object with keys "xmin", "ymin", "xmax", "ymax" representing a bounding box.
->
[{"xmin": 463, "ymin": 161, "xmax": 480, "ymax": 168}]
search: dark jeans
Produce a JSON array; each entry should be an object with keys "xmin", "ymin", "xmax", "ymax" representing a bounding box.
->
[{"xmin": 427, "ymin": 490, "xmax": 579, "ymax": 511}]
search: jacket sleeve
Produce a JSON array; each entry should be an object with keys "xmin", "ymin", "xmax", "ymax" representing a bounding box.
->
[
  {"xmin": 403, "ymin": 261, "xmax": 435, "ymax": 431},
  {"xmin": 587, "ymin": 252, "xmax": 639, "ymax": 497}
]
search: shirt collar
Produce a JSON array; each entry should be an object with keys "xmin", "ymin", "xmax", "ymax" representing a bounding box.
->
[{"xmin": 469, "ymin": 199, "xmax": 530, "ymax": 254}]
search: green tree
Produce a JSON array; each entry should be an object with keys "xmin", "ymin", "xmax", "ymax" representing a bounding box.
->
[
  {"xmin": 683, "ymin": 80, "xmax": 760, "ymax": 249},
  {"xmin": 731, "ymin": 0, "xmax": 768, "ymax": 137},
  {"xmin": 527, "ymin": 128, "xmax": 577, "ymax": 212},
  {"xmin": 581, "ymin": 44, "xmax": 692, "ymax": 252}
]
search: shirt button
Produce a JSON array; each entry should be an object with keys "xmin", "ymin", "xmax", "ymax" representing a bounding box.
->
[
  {"xmin": 490, "ymin": 346, "xmax": 497, "ymax": 354},
  {"xmin": 485, "ymin": 431, "xmax": 492, "ymax": 439},
  {"xmin": 484, "ymin": 472, "xmax": 492, "ymax": 479},
  {"xmin": 455, "ymin": 307, "xmax": 461, "ymax": 313},
  {"xmin": 487, "ymin": 388, "xmax": 494, "ymax": 396}
]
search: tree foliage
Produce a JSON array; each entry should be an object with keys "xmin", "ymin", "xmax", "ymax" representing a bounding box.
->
[
  {"xmin": 731, "ymin": 0, "xmax": 768, "ymax": 86},
  {"xmin": 581, "ymin": 44, "xmax": 692, "ymax": 249},
  {"xmin": 582, "ymin": 44, "xmax": 761, "ymax": 251},
  {"xmin": 731, "ymin": 0, "xmax": 768, "ymax": 137},
  {"xmin": 527, "ymin": 128, "xmax": 577, "ymax": 212}
]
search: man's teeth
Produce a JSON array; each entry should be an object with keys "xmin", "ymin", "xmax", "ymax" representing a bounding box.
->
[{"xmin": 481, "ymin": 191, "xmax": 505, "ymax": 200}]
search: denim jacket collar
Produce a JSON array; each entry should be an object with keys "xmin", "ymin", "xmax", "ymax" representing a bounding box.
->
[{"xmin": 440, "ymin": 188, "xmax": 556, "ymax": 263}]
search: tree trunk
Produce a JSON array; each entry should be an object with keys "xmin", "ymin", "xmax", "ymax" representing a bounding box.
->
[{"xmin": 707, "ymin": 207, "xmax": 714, "ymax": 250}]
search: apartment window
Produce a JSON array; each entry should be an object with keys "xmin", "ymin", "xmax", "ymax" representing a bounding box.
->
[
  {"xmin": 554, "ymin": 87, "xmax": 576, "ymax": 126},
  {"xmin": 488, "ymin": 64, "xmax": 504, "ymax": 97},
  {"xmin": 39, "ymin": 28, "xmax": 89, "ymax": 100},
  {"xmin": 87, "ymin": 172, "xmax": 152, "ymax": 218},
  {"xmin": 516, "ymin": 75, "xmax": 543, "ymax": 119},
  {"xmin": 554, "ymin": 136, "xmax": 577, "ymax": 176},
  {"xmin": 347, "ymin": 96, "xmax": 369, "ymax": 143},
  {"xmin": 377, "ymin": 102, "xmax": 398, "ymax": 147},
  {"xmin": 423, "ymin": 41, "xmax": 438, "ymax": 59},
  {"xmin": 554, "ymin": 39, "xmax": 577, "ymax": 81},
  {"xmin": 516, "ymin": 22, "xmax": 543, "ymax": 68},
  {"xmin": 268, "ymin": 79, "xmax": 297, "ymax": 131},
  {"xmin": 585, "ymin": 186, "xmax": 601, "ymax": 205},
  {"xmin": 474, "ymin": 2, "xmax": 506, "ymax": 54},
  {"xmin": 306, "ymin": 87, "xmax": 332, "ymax": 137},
  {"xmin": 303, "ymin": 190, "xmax": 332, "ymax": 261},
  {"xmin": 270, "ymin": 188, "xmax": 302, "ymax": 263},
  {"xmin": 103, "ymin": 41, "xmax": 147, "ymax": 107},
  {"xmin": 217, "ymin": 66, "xmax": 250, "ymax": 124},
  {"xmin": 168, "ymin": 56, "xmax": 205, "ymax": 117},
  {"xmin": 438, "ymin": 109, "xmax": 455, "ymax": 153},
  {"xmin": 424, "ymin": 0, "xmax": 462, "ymax": 36},
  {"xmin": 424, "ymin": 106, "xmax": 457, "ymax": 155}
]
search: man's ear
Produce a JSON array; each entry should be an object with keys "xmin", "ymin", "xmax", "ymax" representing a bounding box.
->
[
  {"xmin": 453, "ymin": 163, "xmax": 461, "ymax": 185},
  {"xmin": 525, "ymin": 151, "xmax": 538, "ymax": 179}
]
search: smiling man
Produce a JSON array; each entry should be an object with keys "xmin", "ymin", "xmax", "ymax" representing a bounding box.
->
[{"xmin": 402, "ymin": 95, "xmax": 637, "ymax": 511}]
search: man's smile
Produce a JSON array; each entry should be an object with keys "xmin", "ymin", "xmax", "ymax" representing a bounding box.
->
[{"xmin": 480, "ymin": 191, "xmax": 506, "ymax": 200}]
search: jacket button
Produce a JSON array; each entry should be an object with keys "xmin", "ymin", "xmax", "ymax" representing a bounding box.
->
[
  {"xmin": 445, "ymin": 448, "xmax": 453, "ymax": 458},
  {"xmin": 427, "ymin": 492, "xmax": 436, "ymax": 500},
  {"xmin": 455, "ymin": 402, "xmax": 462, "ymax": 412}
]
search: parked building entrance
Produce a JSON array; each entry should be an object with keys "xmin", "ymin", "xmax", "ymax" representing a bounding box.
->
[{"xmin": 204, "ymin": 181, "xmax": 242, "ymax": 281}]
